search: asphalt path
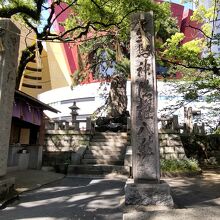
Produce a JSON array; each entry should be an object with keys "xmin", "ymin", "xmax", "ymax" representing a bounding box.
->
[
  {"xmin": 1, "ymin": 170, "xmax": 219, "ymax": 220},
  {"xmin": 0, "ymin": 177, "xmax": 125, "ymax": 220},
  {"xmin": 165, "ymin": 170, "xmax": 220, "ymax": 208}
]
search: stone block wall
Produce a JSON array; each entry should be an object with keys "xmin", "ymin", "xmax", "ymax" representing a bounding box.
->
[
  {"xmin": 44, "ymin": 130, "xmax": 90, "ymax": 152},
  {"xmin": 159, "ymin": 133, "xmax": 186, "ymax": 160},
  {"xmin": 180, "ymin": 134, "xmax": 220, "ymax": 164},
  {"xmin": 43, "ymin": 130, "xmax": 91, "ymax": 166},
  {"xmin": 159, "ymin": 133, "xmax": 220, "ymax": 164}
]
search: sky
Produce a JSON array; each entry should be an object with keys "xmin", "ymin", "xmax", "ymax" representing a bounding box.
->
[{"xmin": 165, "ymin": 0, "xmax": 194, "ymax": 9}]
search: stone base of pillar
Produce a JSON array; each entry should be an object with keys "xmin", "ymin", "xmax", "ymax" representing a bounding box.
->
[
  {"xmin": 0, "ymin": 177, "xmax": 15, "ymax": 206},
  {"xmin": 125, "ymin": 178, "xmax": 174, "ymax": 207}
]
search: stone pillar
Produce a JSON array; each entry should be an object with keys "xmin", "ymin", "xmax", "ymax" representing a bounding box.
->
[
  {"xmin": 124, "ymin": 12, "xmax": 173, "ymax": 209},
  {"xmin": 131, "ymin": 12, "xmax": 160, "ymax": 183},
  {"xmin": 86, "ymin": 117, "xmax": 92, "ymax": 131},
  {"xmin": 184, "ymin": 107, "xmax": 193, "ymax": 133},
  {"xmin": 172, "ymin": 115, "xmax": 179, "ymax": 133},
  {"xmin": 0, "ymin": 19, "xmax": 20, "ymax": 177}
]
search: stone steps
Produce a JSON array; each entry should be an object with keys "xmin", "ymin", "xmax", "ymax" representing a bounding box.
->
[
  {"xmin": 89, "ymin": 141, "xmax": 127, "ymax": 146},
  {"xmin": 68, "ymin": 131, "xmax": 129, "ymax": 175},
  {"xmin": 94, "ymin": 132, "xmax": 128, "ymax": 137},
  {"xmin": 83, "ymin": 153, "xmax": 123, "ymax": 160},
  {"xmin": 90, "ymin": 138, "xmax": 128, "ymax": 142},
  {"xmin": 86, "ymin": 148, "xmax": 124, "ymax": 154},
  {"xmin": 81, "ymin": 158, "xmax": 124, "ymax": 165},
  {"xmin": 68, "ymin": 164, "xmax": 130, "ymax": 175},
  {"xmin": 88, "ymin": 145, "xmax": 125, "ymax": 151}
]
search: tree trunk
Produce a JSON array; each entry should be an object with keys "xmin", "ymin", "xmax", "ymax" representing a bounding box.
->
[{"xmin": 107, "ymin": 74, "xmax": 127, "ymax": 118}]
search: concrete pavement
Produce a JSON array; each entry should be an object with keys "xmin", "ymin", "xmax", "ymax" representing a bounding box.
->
[
  {"xmin": 0, "ymin": 176, "xmax": 125, "ymax": 220},
  {"xmin": 6, "ymin": 170, "xmax": 65, "ymax": 193},
  {"xmin": 124, "ymin": 169, "xmax": 220, "ymax": 220},
  {"xmin": 0, "ymin": 169, "xmax": 219, "ymax": 220},
  {"xmin": 123, "ymin": 207, "xmax": 220, "ymax": 220},
  {"xmin": 165, "ymin": 169, "xmax": 220, "ymax": 208}
]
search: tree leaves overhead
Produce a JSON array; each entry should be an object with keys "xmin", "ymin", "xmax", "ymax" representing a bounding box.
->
[
  {"xmin": 2, "ymin": 0, "xmax": 219, "ymax": 105},
  {"xmin": 0, "ymin": 0, "xmax": 45, "ymax": 20},
  {"xmin": 64, "ymin": 1, "xmax": 179, "ymax": 43},
  {"xmin": 161, "ymin": 0, "xmax": 220, "ymax": 75},
  {"xmin": 67, "ymin": 1, "xmax": 179, "ymax": 85}
]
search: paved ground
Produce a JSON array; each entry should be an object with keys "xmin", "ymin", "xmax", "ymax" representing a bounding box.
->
[
  {"xmin": 165, "ymin": 169, "xmax": 220, "ymax": 208},
  {"xmin": 6, "ymin": 170, "xmax": 64, "ymax": 193},
  {"xmin": 0, "ymin": 169, "xmax": 219, "ymax": 220},
  {"xmin": 0, "ymin": 176, "xmax": 125, "ymax": 220},
  {"xmin": 123, "ymin": 207, "xmax": 220, "ymax": 220},
  {"xmin": 124, "ymin": 169, "xmax": 220, "ymax": 220}
]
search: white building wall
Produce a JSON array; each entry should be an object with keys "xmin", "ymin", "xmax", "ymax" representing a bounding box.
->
[
  {"xmin": 38, "ymin": 81, "xmax": 220, "ymax": 132},
  {"xmin": 203, "ymin": 0, "xmax": 220, "ymax": 55}
]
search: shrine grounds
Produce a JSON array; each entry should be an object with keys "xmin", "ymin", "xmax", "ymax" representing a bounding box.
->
[{"xmin": 0, "ymin": 169, "xmax": 219, "ymax": 220}]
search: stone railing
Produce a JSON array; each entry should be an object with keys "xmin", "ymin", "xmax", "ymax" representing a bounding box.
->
[
  {"xmin": 158, "ymin": 114, "xmax": 205, "ymax": 134},
  {"xmin": 44, "ymin": 117, "xmax": 95, "ymax": 132},
  {"xmin": 128, "ymin": 115, "xmax": 205, "ymax": 134}
]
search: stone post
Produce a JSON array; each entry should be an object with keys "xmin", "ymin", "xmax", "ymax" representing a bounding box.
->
[
  {"xmin": 124, "ymin": 12, "xmax": 173, "ymax": 209},
  {"xmin": 184, "ymin": 107, "xmax": 193, "ymax": 133},
  {"xmin": 0, "ymin": 19, "xmax": 20, "ymax": 177},
  {"xmin": 172, "ymin": 115, "xmax": 179, "ymax": 133},
  {"xmin": 86, "ymin": 117, "xmax": 92, "ymax": 131},
  {"xmin": 131, "ymin": 12, "xmax": 159, "ymax": 183}
]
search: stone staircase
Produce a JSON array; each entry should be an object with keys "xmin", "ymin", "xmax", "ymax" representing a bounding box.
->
[{"xmin": 68, "ymin": 132, "xmax": 130, "ymax": 176}]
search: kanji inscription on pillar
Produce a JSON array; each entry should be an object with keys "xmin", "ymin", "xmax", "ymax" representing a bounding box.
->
[{"xmin": 131, "ymin": 12, "xmax": 160, "ymax": 182}]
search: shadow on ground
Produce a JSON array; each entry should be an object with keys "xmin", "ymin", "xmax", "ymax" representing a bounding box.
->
[
  {"xmin": 0, "ymin": 177, "xmax": 125, "ymax": 220},
  {"xmin": 164, "ymin": 170, "xmax": 220, "ymax": 208}
]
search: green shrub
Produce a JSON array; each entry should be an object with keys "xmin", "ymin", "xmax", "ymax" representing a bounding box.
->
[
  {"xmin": 214, "ymin": 128, "xmax": 220, "ymax": 134},
  {"xmin": 161, "ymin": 158, "xmax": 201, "ymax": 173}
]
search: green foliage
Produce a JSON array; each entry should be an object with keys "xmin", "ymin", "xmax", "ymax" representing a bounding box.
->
[
  {"xmin": 71, "ymin": 69, "xmax": 86, "ymax": 86},
  {"xmin": 162, "ymin": 33, "xmax": 205, "ymax": 65},
  {"xmin": 159, "ymin": 0, "xmax": 220, "ymax": 128},
  {"xmin": 65, "ymin": 0, "xmax": 159, "ymax": 40},
  {"xmin": 161, "ymin": 0, "xmax": 220, "ymax": 75},
  {"xmin": 67, "ymin": 1, "xmax": 178, "ymax": 86},
  {"xmin": 0, "ymin": 0, "xmax": 45, "ymax": 21},
  {"xmin": 154, "ymin": 3, "xmax": 179, "ymax": 42},
  {"xmin": 214, "ymin": 128, "xmax": 220, "ymax": 134},
  {"xmin": 161, "ymin": 158, "xmax": 201, "ymax": 173},
  {"xmin": 71, "ymin": 34, "xmax": 131, "ymax": 86},
  {"xmin": 172, "ymin": 68, "xmax": 220, "ymax": 104},
  {"xmin": 0, "ymin": 0, "xmax": 178, "ymax": 88},
  {"xmin": 0, "ymin": 0, "xmax": 37, "ymax": 9},
  {"xmin": 191, "ymin": 4, "xmax": 217, "ymax": 37}
]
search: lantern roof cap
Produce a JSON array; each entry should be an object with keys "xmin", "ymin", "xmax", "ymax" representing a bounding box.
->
[{"xmin": 69, "ymin": 101, "xmax": 80, "ymax": 111}]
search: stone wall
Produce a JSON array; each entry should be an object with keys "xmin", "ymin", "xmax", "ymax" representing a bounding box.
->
[
  {"xmin": 126, "ymin": 133, "xmax": 220, "ymax": 167},
  {"xmin": 181, "ymin": 134, "xmax": 220, "ymax": 164},
  {"xmin": 159, "ymin": 133, "xmax": 220, "ymax": 164},
  {"xmin": 43, "ymin": 130, "xmax": 91, "ymax": 166},
  {"xmin": 44, "ymin": 130, "xmax": 90, "ymax": 151},
  {"xmin": 159, "ymin": 133, "xmax": 186, "ymax": 160}
]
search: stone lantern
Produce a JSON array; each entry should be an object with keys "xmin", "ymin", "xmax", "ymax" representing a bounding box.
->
[{"xmin": 69, "ymin": 101, "xmax": 80, "ymax": 130}]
